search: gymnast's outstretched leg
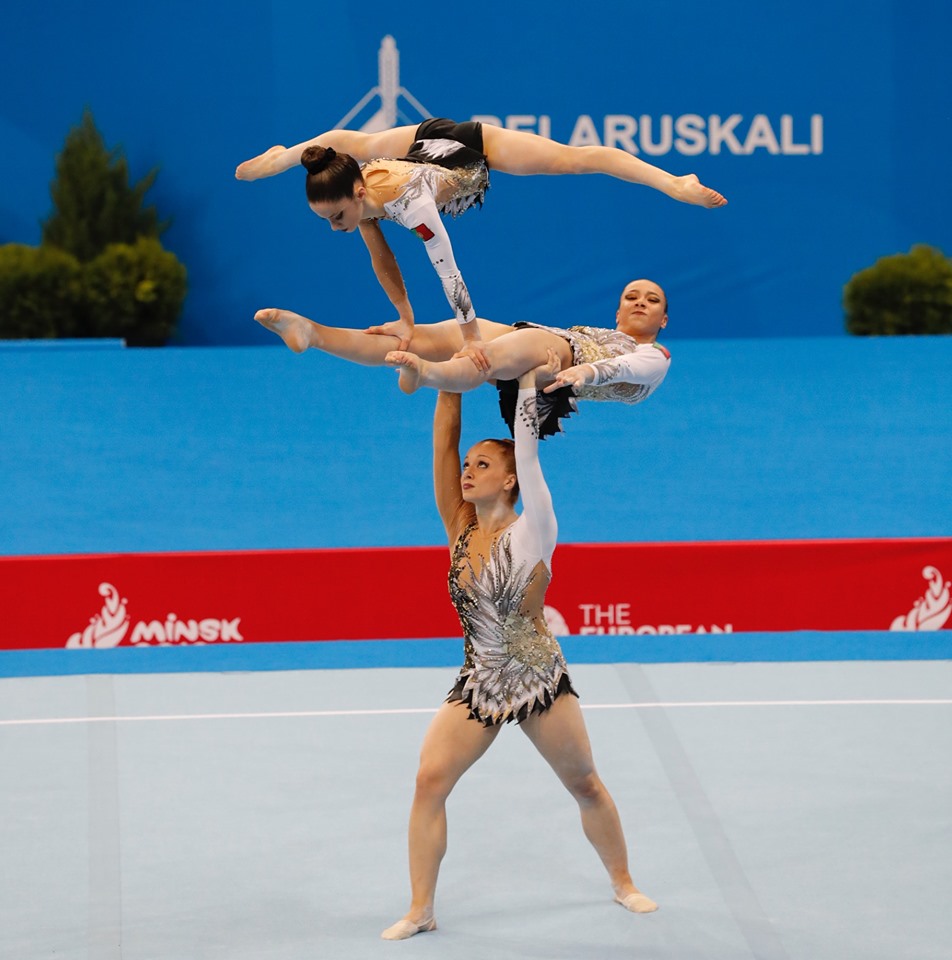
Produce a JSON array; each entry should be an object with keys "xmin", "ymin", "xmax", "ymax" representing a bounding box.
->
[
  {"xmin": 236, "ymin": 125, "xmax": 421, "ymax": 180},
  {"xmin": 386, "ymin": 329, "xmax": 573, "ymax": 394},
  {"xmin": 254, "ymin": 308, "xmax": 514, "ymax": 365},
  {"xmin": 481, "ymin": 124, "xmax": 726, "ymax": 208},
  {"xmin": 520, "ymin": 694, "xmax": 658, "ymax": 913},
  {"xmin": 381, "ymin": 701, "xmax": 501, "ymax": 940}
]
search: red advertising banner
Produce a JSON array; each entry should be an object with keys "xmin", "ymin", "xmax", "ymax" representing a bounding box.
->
[{"xmin": 1, "ymin": 538, "xmax": 950, "ymax": 651}]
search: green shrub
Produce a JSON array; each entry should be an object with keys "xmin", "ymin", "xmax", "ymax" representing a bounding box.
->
[
  {"xmin": 42, "ymin": 108, "xmax": 167, "ymax": 263},
  {"xmin": 0, "ymin": 244, "xmax": 83, "ymax": 339},
  {"xmin": 83, "ymin": 237, "xmax": 188, "ymax": 346},
  {"xmin": 0, "ymin": 110, "xmax": 189, "ymax": 345},
  {"xmin": 844, "ymin": 244, "xmax": 952, "ymax": 335}
]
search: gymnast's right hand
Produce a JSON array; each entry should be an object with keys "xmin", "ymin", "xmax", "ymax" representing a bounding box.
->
[{"xmin": 542, "ymin": 362, "xmax": 595, "ymax": 392}]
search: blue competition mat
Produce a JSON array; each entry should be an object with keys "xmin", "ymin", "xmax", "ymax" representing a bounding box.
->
[{"xmin": 3, "ymin": 631, "xmax": 951, "ymax": 678}]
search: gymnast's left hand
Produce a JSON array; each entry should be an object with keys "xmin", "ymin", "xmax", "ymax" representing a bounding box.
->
[
  {"xmin": 453, "ymin": 340, "xmax": 491, "ymax": 374},
  {"xmin": 364, "ymin": 317, "xmax": 414, "ymax": 351},
  {"xmin": 542, "ymin": 363, "xmax": 594, "ymax": 392}
]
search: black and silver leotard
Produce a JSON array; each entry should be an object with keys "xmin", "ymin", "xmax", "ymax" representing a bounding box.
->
[{"xmin": 446, "ymin": 385, "xmax": 577, "ymax": 725}]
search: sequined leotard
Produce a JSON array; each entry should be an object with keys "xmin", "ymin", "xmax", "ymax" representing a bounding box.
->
[
  {"xmin": 498, "ymin": 324, "xmax": 672, "ymax": 438},
  {"xmin": 446, "ymin": 386, "xmax": 577, "ymax": 726},
  {"xmin": 363, "ymin": 118, "xmax": 489, "ymax": 327}
]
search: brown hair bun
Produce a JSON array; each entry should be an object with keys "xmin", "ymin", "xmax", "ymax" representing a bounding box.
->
[{"xmin": 301, "ymin": 145, "xmax": 337, "ymax": 175}]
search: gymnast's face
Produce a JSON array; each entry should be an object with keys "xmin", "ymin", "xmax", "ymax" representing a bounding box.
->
[
  {"xmin": 615, "ymin": 279, "xmax": 668, "ymax": 342},
  {"xmin": 310, "ymin": 186, "xmax": 366, "ymax": 234},
  {"xmin": 460, "ymin": 442, "xmax": 516, "ymax": 504}
]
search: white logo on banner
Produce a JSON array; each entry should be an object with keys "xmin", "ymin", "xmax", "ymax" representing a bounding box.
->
[
  {"xmin": 339, "ymin": 37, "xmax": 822, "ymax": 156},
  {"xmin": 471, "ymin": 114, "xmax": 823, "ymax": 157},
  {"xmin": 337, "ymin": 35, "xmax": 431, "ymax": 133},
  {"xmin": 544, "ymin": 605, "xmax": 571, "ymax": 637},
  {"xmin": 889, "ymin": 566, "xmax": 951, "ymax": 632},
  {"xmin": 65, "ymin": 582, "xmax": 244, "ymax": 648},
  {"xmin": 576, "ymin": 602, "xmax": 731, "ymax": 635},
  {"xmin": 66, "ymin": 583, "xmax": 130, "ymax": 649}
]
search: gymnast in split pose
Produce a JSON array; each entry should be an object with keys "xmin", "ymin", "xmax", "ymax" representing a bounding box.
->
[
  {"xmin": 380, "ymin": 357, "xmax": 657, "ymax": 940},
  {"xmin": 237, "ymin": 117, "xmax": 724, "ymax": 349},
  {"xmin": 255, "ymin": 278, "xmax": 671, "ymax": 436}
]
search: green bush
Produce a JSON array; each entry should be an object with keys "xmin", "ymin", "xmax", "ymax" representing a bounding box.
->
[
  {"xmin": 42, "ymin": 108, "xmax": 167, "ymax": 263},
  {"xmin": 83, "ymin": 237, "xmax": 188, "ymax": 346},
  {"xmin": 844, "ymin": 244, "xmax": 952, "ymax": 335},
  {"xmin": 0, "ymin": 110, "xmax": 188, "ymax": 345},
  {"xmin": 0, "ymin": 244, "xmax": 83, "ymax": 339}
]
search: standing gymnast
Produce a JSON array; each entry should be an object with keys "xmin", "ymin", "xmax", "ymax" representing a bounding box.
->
[
  {"xmin": 236, "ymin": 118, "xmax": 724, "ymax": 350},
  {"xmin": 380, "ymin": 355, "xmax": 657, "ymax": 940}
]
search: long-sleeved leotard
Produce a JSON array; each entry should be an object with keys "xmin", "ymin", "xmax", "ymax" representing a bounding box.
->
[
  {"xmin": 447, "ymin": 386, "xmax": 576, "ymax": 726},
  {"xmin": 363, "ymin": 118, "xmax": 489, "ymax": 327},
  {"xmin": 498, "ymin": 323, "xmax": 672, "ymax": 437}
]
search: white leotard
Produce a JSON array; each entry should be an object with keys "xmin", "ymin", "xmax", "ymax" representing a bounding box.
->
[{"xmin": 373, "ymin": 161, "xmax": 487, "ymax": 326}]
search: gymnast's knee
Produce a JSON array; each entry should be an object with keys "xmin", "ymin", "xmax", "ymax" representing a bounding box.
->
[
  {"xmin": 565, "ymin": 769, "xmax": 605, "ymax": 805},
  {"xmin": 413, "ymin": 762, "xmax": 456, "ymax": 803}
]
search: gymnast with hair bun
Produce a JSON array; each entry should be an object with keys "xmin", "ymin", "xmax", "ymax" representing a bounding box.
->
[{"xmin": 237, "ymin": 118, "xmax": 725, "ymax": 361}]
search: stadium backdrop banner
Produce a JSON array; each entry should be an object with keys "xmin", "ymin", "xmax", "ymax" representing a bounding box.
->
[
  {"xmin": 1, "ymin": 1, "xmax": 950, "ymax": 344},
  {"xmin": 2, "ymin": 539, "xmax": 949, "ymax": 651}
]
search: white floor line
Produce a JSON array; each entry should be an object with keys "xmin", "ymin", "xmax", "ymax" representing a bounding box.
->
[{"xmin": 2, "ymin": 698, "xmax": 951, "ymax": 727}]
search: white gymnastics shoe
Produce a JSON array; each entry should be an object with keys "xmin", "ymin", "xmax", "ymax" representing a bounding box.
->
[
  {"xmin": 614, "ymin": 892, "xmax": 659, "ymax": 913},
  {"xmin": 380, "ymin": 915, "xmax": 437, "ymax": 940}
]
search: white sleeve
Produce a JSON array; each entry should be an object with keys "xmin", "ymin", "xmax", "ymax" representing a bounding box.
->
[
  {"xmin": 511, "ymin": 386, "xmax": 557, "ymax": 570},
  {"xmin": 391, "ymin": 190, "xmax": 476, "ymax": 325},
  {"xmin": 588, "ymin": 343, "xmax": 670, "ymax": 388}
]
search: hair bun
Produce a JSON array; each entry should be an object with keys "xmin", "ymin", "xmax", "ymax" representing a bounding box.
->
[{"xmin": 301, "ymin": 145, "xmax": 337, "ymax": 175}]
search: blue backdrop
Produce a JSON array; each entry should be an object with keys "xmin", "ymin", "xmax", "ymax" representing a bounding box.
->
[
  {"xmin": 2, "ymin": 1, "xmax": 951, "ymax": 345},
  {"xmin": 3, "ymin": 335, "xmax": 950, "ymax": 556}
]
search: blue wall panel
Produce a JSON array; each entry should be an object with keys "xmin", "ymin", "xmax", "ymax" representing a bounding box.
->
[
  {"xmin": 2, "ymin": 335, "xmax": 950, "ymax": 557},
  {"xmin": 1, "ymin": 1, "xmax": 950, "ymax": 345}
]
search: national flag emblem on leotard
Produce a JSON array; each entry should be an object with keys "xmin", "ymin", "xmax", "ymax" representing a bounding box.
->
[
  {"xmin": 653, "ymin": 342, "xmax": 671, "ymax": 360},
  {"xmin": 411, "ymin": 223, "xmax": 435, "ymax": 242}
]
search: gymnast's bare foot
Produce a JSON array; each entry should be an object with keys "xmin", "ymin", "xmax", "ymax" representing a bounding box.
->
[
  {"xmin": 385, "ymin": 350, "xmax": 427, "ymax": 394},
  {"xmin": 235, "ymin": 145, "xmax": 289, "ymax": 181},
  {"xmin": 254, "ymin": 308, "xmax": 313, "ymax": 353},
  {"xmin": 669, "ymin": 173, "xmax": 727, "ymax": 208}
]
